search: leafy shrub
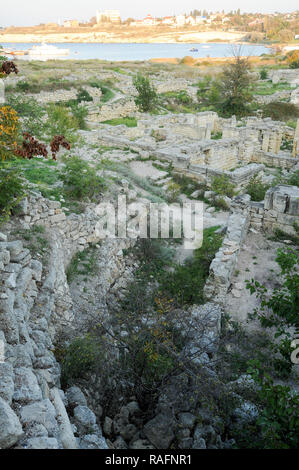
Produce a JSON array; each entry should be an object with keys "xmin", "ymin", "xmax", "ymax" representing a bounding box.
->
[
  {"xmin": 247, "ymin": 248, "xmax": 299, "ymax": 376},
  {"xmin": 246, "ymin": 175, "xmax": 270, "ymax": 201},
  {"xmin": 60, "ymin": 335, "xmax": 103, "ymax": 385},
  {"xmin": 286, "ymin": 50, "xmax": 299, "ymax": 69},
  {"xmin": 16, "ymin": 81, "xmax": 30, "ymax": 92},
  {"xmin": 0, "ymin": 105, "xmax": 20, "ymax": 160},
  {"xmin": 196, "ymin": 75, "xmax": 212, "ymax": 91},
  {"xmin": 260, "ymin": 69, "xmax": 268, "ymax": 80},
  {"xmin": 133, "ymin": 74, "xmax": 158, "ymax": 112},
  {"xmin": 280, "ymin": 137, "xmax": 293, "ymax": 151},
  {"xmin": 159, "ymin": 227, "xmax": 223, "ymax": 305},
  {"xmin": 45, "ymin": 105, "xmax": 79, "ymax": 143},
  {"xmin": 247, "ymin": 361, "xmax": 299, "ymax": 449},
  {"xmin": 76, "ymin": 87, "xmax": 93, "ymax": 103},
  {"xmin": 69, "ymin": 102, "xmax": 89, "ymax": 130},
  {"xmin": 60, "ymin": 156, "xmax": 105, "ymax": 201},
  {"xmin": 286, "ymin": 120, "xmax": 296, "ymax": 129},
  {"xmin": 286, "ymin": 170, "xmax": 299, "ymax": 188},
  {"xmin": 211, "ymin": 175, "xmax": 236, "ymax": 198},
  {"xmin": 166, "ymin": 182, "xmax": 181, "ymax": 202},
  {"xmin": 6, "ymin": 95, "xmax": 46, "ymax": 138},
  {"xmin": 211, "ymin": 131, "xmax": 222, "ymax": 140},
  {"xmin": 0, "ymin": 168, "xmax": 27, "ymax": 224},
  {"xmin": 262, "ymin": 101, "xmax": 299, "ymax": 121}
]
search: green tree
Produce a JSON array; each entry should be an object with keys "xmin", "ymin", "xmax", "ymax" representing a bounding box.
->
[
  {"xmin": 217, "ymin": 52, "xmax": 252, "ymax": 116},
  {"xmin": 133, "ymin": 74, "xmax": 158, "ymax": 112}
]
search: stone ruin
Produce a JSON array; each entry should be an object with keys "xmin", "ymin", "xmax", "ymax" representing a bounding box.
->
[{"xmin": 85, "ymin": 111, "xmax": 299, "ymax": 190}]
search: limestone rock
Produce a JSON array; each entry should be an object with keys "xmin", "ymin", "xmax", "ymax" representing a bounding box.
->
[
  {"xmin": 193, "ymin": 424, "xmax": 216, "ymax": 447},
  {"xmin": 120, "ymin": 423, "xmax": 137, "ymax": 442},
  {"xmin": 65, "ymin": 386, "xmax": 87, "ymax": 407},
  {"xmin": 103, "ymin": 416, "xmax": 113, "ymax": 437},
  {"xmin": 178, "ymin": 412, "xmax": 196, "ymax": 429},
  {"xmin": 143, "ymin": 412, "xmax": 175, "ymax": 449},
  {"xmin": 178, "ymin": 437, "xmax": 193, "ymax": 449},
  {"xmin": 79, "ymin": 434, "xmax": 108, "ymax": 449},
  {"xmin": 130, "ymin": 439, "xmax": 154, "ymax": 449},
  {"xmin": 20, "ymin": 399, "xmax": 59, "ymax": 437},
  {"xmin": 0, "ymin": 363, "xmax": 14, "ymax": 404},
  {"xmin": 113, "ymin": 436, "xmax": 128, "ymax": 449},
  {"xmin": 0, "ymin": 397, "xmax": 23, "ymax": 448},
  {"xmin": 233, "ymin": 400, "xmax": 259, "ymax": 424},
  {"xmin": 13, "ymin": 367, "xmax": 42, "ymax": 404},
  {"xmin": 73, "ymin": 405, "xmax": 97, "ymax": 434},
  {"xmin": 24, "ymin": 437, "xmax": 59, "ymax": 449}
]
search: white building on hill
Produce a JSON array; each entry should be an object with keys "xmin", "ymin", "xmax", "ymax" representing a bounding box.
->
[
  {"xmin": 96, "ymin": 10, "xmax": 121, "ymax": 24},
  {"xmin": 176, "ymin": 15, "xmax": 186, "ymax": 26}
]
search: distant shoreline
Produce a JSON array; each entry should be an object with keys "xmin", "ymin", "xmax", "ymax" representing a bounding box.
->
[{"xmin": 0, "ymin": 30, "xmax": 248, "ymax": 44}]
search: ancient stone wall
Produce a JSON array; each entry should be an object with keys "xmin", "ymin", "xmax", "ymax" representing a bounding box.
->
[
  {"xmin": 269, "ymin": 69, "xmax": 299, "ymax": 86},
  {"xmin": 0, "ymin": 190, "xmax": 139, "ymax": 449},
  {"xmin": 87, "ymin": 98, "xmax": 137, "ymax": 123},
  {"xmin": 204, "ymin": 209, "xmax": 250, "ymax": 304},
  {"xmin": 26, "ymin": 86, "xmax": 102, "ymax": 104},
  {"xmin": 231, "ymin": 185, "xmax": 299, "ymax": 235},
  {"xmin": 0, "ymin": 233, "xmax": 108, "ymax": 449},
  {"xmin": 251, "ymin": 185, "xmax": 299, "ymax": 234}
]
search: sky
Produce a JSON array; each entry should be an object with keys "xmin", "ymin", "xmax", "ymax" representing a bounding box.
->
[{"xmin": 1, "ymin": 0, "xmax": 298, "ymax": 27}]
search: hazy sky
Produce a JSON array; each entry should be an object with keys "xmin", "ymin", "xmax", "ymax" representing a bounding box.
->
[{"xmin": 1, "ymin": 0, "xmax": 298, "ymax": 27}]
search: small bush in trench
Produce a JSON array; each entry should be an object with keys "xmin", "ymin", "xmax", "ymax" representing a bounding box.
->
[
  {"xmin": 0, "ymin": 168, "xmax": 27, "ymax": 224},
  {"xmin": 60, "ymin": 156, "xmax": 106, "ymax": 202},
  {"xmin": 211, "ymin": 175, "xmax": 236, "ymax": 198},
  {"xmin": 245, "ymin": 175, "xmax": 270, "ymax": 202},
  {"xmin": 60, "ymin": 335, "xmax": 104, "ymax": 386},
  {"xmin": 66, "ymin": 244, "xmax": 98, "ymax": 283}
]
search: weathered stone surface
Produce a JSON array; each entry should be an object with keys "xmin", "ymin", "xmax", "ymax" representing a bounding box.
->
[
  {"xmin": 0, "ymin": 363, "xmax": 14, "ymax": 403},
  {"xmin": 113, "ymin": 436, "xmax": 128, "ymax": 449},
  {"xmin": 13, "ymin": 367, "xmax": 42, "ymax": 404},
  {"xmin": 143, "ymin": 412, "xmax": 175, "ymax": 449},
  {"xmin": 65, "ymin": 386, "xmax": 87, "ymax": 407},
  {"xmin": 103, "ymin": 416, "xmax": 113, "ymax": 437},
  {"xmin": 79, "ymin": 434, "xmax": 108, "ymax": 449},
  {"xmin": 73, "ymin": 405, "xmax": 97, "ymax": 434},
  {"xmin": 178, "ymin": 437, "xmax": 193, "ymax": 449},
  {"xmin": 20, "ymin": 399, "xmax": 59, "ymax": 437},
  {"xmin": 120, "ymin": 423, "xmax": 138, "ymax": 442},
  {"xmin": 193, "ymin": 425, "xmax": 217, "ymax": 446},
  {"xmin": 0, "ymin": 397, "xmax": 23, "ymax": 448},
  {"xmin": 233, "ymin": 401, "xmax": 259, "ymax": 424},
  {"xmin": 24, "ymin": 437, "xmax": 60, "ymax": 449},
  {"xmin": 192, "ymin": 435, "xmax": 206, "ymax": 449},
  {"xmin": 130, "ymin": 439, "xmax": 155, "ymax": 449},
  {"xmin": 178, "ymin": 412, "xmax": 197, "ymax": 429}
]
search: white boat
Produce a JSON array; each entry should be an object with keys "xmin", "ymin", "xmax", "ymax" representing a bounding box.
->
[{"xmin": 28, "ymin": 43, "xmax": 70, "ymax": 56}]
